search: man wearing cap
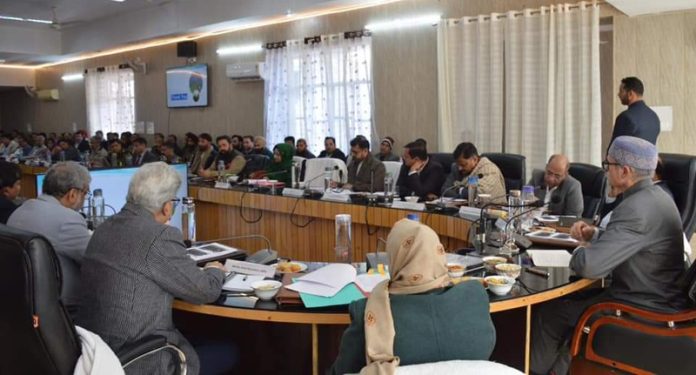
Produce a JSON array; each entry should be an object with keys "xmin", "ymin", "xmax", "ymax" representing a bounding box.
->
[
  {"xmin": 530, "ymin": 136, "xmax": 688, "ymax": 375},
  {"xmin": 375, "ymin": 136, "xmax": 400, "ymax": 162}
]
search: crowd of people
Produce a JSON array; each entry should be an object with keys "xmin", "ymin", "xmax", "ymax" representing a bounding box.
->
[{"xmin": 0, "ymin": 76, "xmax": 692, "ymax": 375}]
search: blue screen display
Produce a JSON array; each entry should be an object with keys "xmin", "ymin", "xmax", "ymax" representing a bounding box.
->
[{"xmin": 36, "ymin": 164, "xmax": 189, "ymax": 231}]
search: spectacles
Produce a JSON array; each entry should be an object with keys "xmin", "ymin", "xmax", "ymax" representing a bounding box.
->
[
  {"xmin": 601, "ymin": 160, "xmax": 621, "ymax": 171},
  {"xmin": 545, "ymin": 170, "xmax": 564, "ymax": 180},
  {"xmin": 170, "ymin": 198, "xmax": 181, "ymax": 212}
]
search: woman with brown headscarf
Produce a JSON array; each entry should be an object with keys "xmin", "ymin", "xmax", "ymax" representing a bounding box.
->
[{"xmin": 330, "ymin": 219, "xmax": 497, "ymax": 374}]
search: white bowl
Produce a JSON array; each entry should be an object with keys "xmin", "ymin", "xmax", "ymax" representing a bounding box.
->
[
  {"xmin": 482, "ymin": 256, "xmax": 508, "ymax": 272},
  {"xmin": 250, "ymin": 280, "xmax": 282, "ymax": 301},
  {"xmin": 495, "ymin": 263, "xmax": 522, "ymax": 279},
  {"xmin": 446, "ymin": 262, "xmax": 465, "ymax": 278},
  {"xmin": 405, "ymin": 196, "xmax": 419, "ymax": 203},
  {"xmin": 484, "ymin": 276, "xmax": 515, "ymax": 296}
]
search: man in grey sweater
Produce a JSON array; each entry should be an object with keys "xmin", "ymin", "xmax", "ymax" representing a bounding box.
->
[{"xmin": 78, "ymin": 162, "xmax": 231, "ymax": 374}]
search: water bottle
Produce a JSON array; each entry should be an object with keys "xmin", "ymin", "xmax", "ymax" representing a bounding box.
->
[
  {"xmin": 125, "ymin": 153, "xmax": 133, "ymax": 166},
  {"xmin": 508, "ymin": 189, "xmax": 522, "ymax": 233},
  {"xmin": 91, "ymin": 189, "xmax": 105, "ymax": 228},
  {"xmin": 82, "ymin": 151, "xmax": 90, "ymax": 166},
  {"xmin": 181, "ymin": 197, "xmax": 196, "ymax": 243},
  {"xmin": 384, "ymin": 173, "xmax": 394, "ymax": 204},
  {"xmin": 290, "ymin": 161, "xmax": 297, "ymax": 188},
  {"xmin": 467, "ymin": 175, "xmax": 479, "ymax": 207},
  {"xmin": 217, "ymin": 160, "xmax": 225, "ymax": 181},
  {"xmin": 110, "ymin": 153, "xmax": 118, "ymax": 167},
  {"xmin": 335, "ymin": 214, "xmax": 352, "ymax": 263},
  {"xmin": 323, "ymin": 167, "xmax": 333, "ymax": 193},
  {"xmin": 521, "ymin": 185, "xmax": 536, "ymax": 231},
  {"xmin": 406, "ymin": 213, "xmax": 419, "ymax": 221},
  {"xmin": 59, "ymin": 150, "xmax": 66, "ymax": 162}
]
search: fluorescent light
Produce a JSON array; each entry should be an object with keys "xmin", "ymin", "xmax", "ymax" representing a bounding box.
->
[
  {"xmin": 0, "ymin": 14, "xmax": 52, "ymax": 24},
  {"xmin": 0, "ymin": 59, "xmax": 5, "ymax": 64},
  {"xmin": 216, "ymin": 44, "xmax": 263, "ymax": 56},
  {"xmin": 365, "ymin": 14, "xmax": 441, "ymax": 31},
  {"xmin": 62, "ymin": 73, "xmax": 84, "ymax": 81}
]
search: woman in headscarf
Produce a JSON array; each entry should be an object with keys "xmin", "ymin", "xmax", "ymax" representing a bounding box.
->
[
  {"xmin": 252, "ymin": 143, "xmax": 294, "ymax": 186},
  {"xmin": 331, "ymin": 219, "xmax": 496, "ymax": 375}
]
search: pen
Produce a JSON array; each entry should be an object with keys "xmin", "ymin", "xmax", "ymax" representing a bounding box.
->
[{"xmin": 526, "ymin": 267, "xmax": 549, "ymax": 278}]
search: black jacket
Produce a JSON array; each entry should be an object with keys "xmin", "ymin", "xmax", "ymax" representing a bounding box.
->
[
  {"xmin": 396, "ymin": 159, "xmax": 446, "ymax": 200},
  {"xmin": 0, "ymin": 196, "xmax": 18, "ymax": 224},
  {"xmin": 318, "ymin": 149, "xmax": 347, "ymax": 163},
  {"xmin": 609, "ymin": 100, "xmax": 660, "ymax": 150}
]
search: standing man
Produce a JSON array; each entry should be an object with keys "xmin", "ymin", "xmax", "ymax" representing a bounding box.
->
[
  {"xmin": 610, "ymin": 77, "xmax": 660, "ymax": 149},
  {"xmin": 529, "ymin": 154, "xmax": 584, "ymax": 217}
]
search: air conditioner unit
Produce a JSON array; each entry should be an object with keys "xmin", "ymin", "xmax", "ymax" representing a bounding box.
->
[
  {"xmin": 36, "ymin": 89, "xmax": 59, "ymax": 101},
  {"xmin": 225, "ymin": 62, "xmax": 264, "ymax": 81}
]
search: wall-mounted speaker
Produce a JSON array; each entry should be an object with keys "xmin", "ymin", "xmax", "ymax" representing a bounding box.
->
[{"xmin": 177, "ymin": 41, "xmax": 197, "ymax": 58}]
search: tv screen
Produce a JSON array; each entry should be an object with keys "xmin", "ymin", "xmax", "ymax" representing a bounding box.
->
[
  {"xmin": 36, "ymin": 164, "xmax": 189, "ymax": 231},
  {"xmin": 166, "ymin": 64, "xmax": 209, "ymax": 108}
]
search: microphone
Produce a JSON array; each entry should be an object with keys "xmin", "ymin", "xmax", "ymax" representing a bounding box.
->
[
  {"xmin": 302, "ymin": 165, "xmax": 340, "ymax": 194},
  {"xmin": 439, "ymin": 180, "xmax": 466, "ymax": 207},
  {"xmin": 503, "ymin": 195, "xmax": 561, "ymax": 236}
]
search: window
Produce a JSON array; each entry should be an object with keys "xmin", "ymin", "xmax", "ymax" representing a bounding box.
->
[{"xmin": 85, "ymin": 66, "xmax": 135, "ymax": 135}]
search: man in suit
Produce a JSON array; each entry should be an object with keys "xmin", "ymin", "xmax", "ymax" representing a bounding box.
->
[
  {"xmin": 340, "ymin": 137, "xmax": 386, "ymax": 192},
  {"xmin": 529, "ymin": 154, "xmax": 583, "ymax": 217},
  {"xmin": 53, "ymin": 139, "xmax": 81, "ymax": 162},
  {"xmin": 131, "ymin": 137, "xmax": 159, "ymax": 166},
  {"xmin": 396, "ymin": 141, "xmax": 445, "ymax": 201},
  {"xmin": 73, "ymin": 131, "xmax": 90, "ymax": 153},
  {"xmin": 0, "ymin": 161, "xmax": 21, "ymax": 223},
  {"xmin": 531, "ymin": 137, "xmax": 688, "ymax": 375},
  {"xmin": 441, "ymin": 142, "xmax": 506, "ymax": 202},
  {"xmin": 78, "ymin": 162, "xmax": 234, "ymax": 375},
  {"xmin": 318, "ymin": 136, "xmax": 347, "ymax": 162},
  {"xmin": 7, "ymin": 162, "xmax": 91, "ymax": 315},
  {"xmin": 609, "ymin": 76, "xmax": 660, "ymax": 150}
]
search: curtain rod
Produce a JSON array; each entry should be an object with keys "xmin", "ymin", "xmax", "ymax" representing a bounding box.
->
[
  {"xmin": 266, "ymin": 29, "xmax": 370, "ymax": 49},
  {"xmin": 447, "ymin": 0, "xmax": 606, "ymax": 24}
]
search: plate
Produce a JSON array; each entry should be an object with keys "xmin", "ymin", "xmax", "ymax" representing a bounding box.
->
[{"xmin": 273, "ymin": 262, "xmax": 308, "ymax": 273}]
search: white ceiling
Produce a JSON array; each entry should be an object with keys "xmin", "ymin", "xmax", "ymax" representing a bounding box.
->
[
  {"xmin": 607, "ymin": 0, "xmax": 696, "ymax": 17},
  {"xmin": 0, "ymin": 0, "xmax": 386, "ymax": 66}
]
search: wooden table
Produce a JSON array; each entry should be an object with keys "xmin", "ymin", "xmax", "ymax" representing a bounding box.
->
[
  {"xmin": 18, "ymin": 165, "xmax": 46, "ymax": 199},
  {"xmin": 189, "ymin": 185, "xmax": 472, "ymax": 262}
]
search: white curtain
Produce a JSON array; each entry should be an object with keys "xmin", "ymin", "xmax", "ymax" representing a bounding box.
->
[
  {"xmin": 264, "ymin": 34, "xmax": 374, "ymax": 153},
  {"xmin": 85, "ymin": 66, "xmax": 135, "ymax": 135},
  {"xmin": 438, "ymin": 2, "xmax": 601, "ymax": 171},
  {"xmin": 505, "ymin": 3, "xmax": 600, "ymax": 172},
  {"xmin": 437, "ymin": 15, "xmax": 504, "ymax": 153}
]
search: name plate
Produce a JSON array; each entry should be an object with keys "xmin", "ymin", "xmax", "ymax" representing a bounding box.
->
[
  {"xmin": 390, "ymin": 201, "xmax": 426, "ymax": 211},
  {"xmin": 321, "ymin": 192, "xmax": 351, "ymax": 202},
  {"xmin": 214, "ymin": 181, "xmax": 231, "ymax": 189},
  {"xmin": 224, "ymin": 259, "xmax": 275, "ymax": 278},
  {"xmin": 282, "ymin": 188, "xmax": 305, "ymax": 198}
]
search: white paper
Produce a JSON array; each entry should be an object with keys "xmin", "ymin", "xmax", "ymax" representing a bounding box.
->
[
  {"xmin": 186, "ymin": 242, "xmax": 242, "ymax": 262},
  {"xmin": 321, "ymin": 191, "xmax": 352, "ymax": 203},
  {"xmin": 653, "ymin": 106, "xmax": 673, "ymax": 132},
  {"xmin": 355, "ymin": 273, "xmax": 389, "ymax": 293},
  {"xmin": 222, "ymin": 274, "xmax": 265, "ymax": 292},
  {"xmin": 224, "ymin": 259, "xmax": 275, "ymax": 278},
  {"xmin": 145, "ymin": 121, "xmax": 155, "ymax": 134},
  {"xmin": 527, "ymin": 250, "xmax": 572, "ymax": 267},
  {"xmin": 287, "ymin": 263, "xmax": 357, "ymax": 297}
]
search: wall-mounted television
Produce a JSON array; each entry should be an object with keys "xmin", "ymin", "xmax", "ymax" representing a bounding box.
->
[
  {"xmin": 166, "ymin": 64, "xmax": 209, "ymax": 108},
  {"xmin": 36, "ymin": 164, "xmax": 189, "ymax": 231}
]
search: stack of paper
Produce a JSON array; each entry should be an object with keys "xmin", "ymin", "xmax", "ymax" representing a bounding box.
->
[
  {"xmin": 527, "ymin": 249, "xmax": 573, "ymax": 267},
  {"xmin": 287, "ymin": 264, "xmax": 356, "ymax": 297}
]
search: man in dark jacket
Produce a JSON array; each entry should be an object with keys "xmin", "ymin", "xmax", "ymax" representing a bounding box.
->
[
  {"xmin": 131, "ymin": 137, "xmax": 159, "ymax": 166},
  {"xmin": 609, "ymin": 76, "xmax": 660, "ymax": 150},
  {"xmin": 396, "ymin": 141, "xmax": 445, "ymax": 201},
  {"xmin": 340, "ymin": 137, "xmax": 385, "ymax": 192}
]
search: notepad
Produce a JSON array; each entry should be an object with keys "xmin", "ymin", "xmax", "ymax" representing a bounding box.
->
[
  {"xmin": 287, "ymin": 263, "xmax": 357, "ymax": 297},
  {"xmin": 300, "ymin": 283, "xmax": 365, "ymax": 308},
  {"xmin": 527, "ymin": 249, "xmax": 573, "ymax": 267}
]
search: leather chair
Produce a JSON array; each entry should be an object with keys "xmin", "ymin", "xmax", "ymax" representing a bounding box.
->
[
  {"xmin": 569, "ymin": 262, "xmax": 696, "ymax": 375},
  {"xmin": 0, "ymin": 224, "xmax": 187, "ymax": 375},
  {"xmin": 568, "ymin": 163, "xmax": 606, "ymax": 219},
  {"xmin": 480, "ymin": 152, "xmax": 526, "ymax": 192},
  {"xmin": 429, "ymin": 152, "xmax": 454, "ymax": 175},
  {"xmin": 241, "ymin": 154, "xmax": 270, "ymax": 178},
  {"xmin": 659, "ymin": 153, "xmax": 696, "ymax": 238}
]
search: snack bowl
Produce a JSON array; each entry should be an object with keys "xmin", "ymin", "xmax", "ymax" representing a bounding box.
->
[
  {"xmin": 405, "ymin": 196, "xmax": 420, "ymax": 203},
  {"xmin": 482, "ymin": 256, "xmax": 507, "ymax": 272},
  {"xmin": 446, "ymin": 263, "xmax": 465, "ymax": 278},
  {"xmin": 495, "ymin": 263, "xmax": 522, "ymax": 279},
  {"xmin": 250, "ymin": 280, "xmax": 282, "ymax": 301},
  {"xmin": 484, "ymin": 276, "xmax": 515, "ymax": 296}
]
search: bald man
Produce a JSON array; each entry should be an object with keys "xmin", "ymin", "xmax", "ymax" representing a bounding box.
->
[{"xmin": 529, "ymin": 154, "xmax": 583, "ymax": 217}]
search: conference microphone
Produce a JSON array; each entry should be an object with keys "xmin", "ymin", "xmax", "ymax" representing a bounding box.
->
[
  {"xmin": 303, "ymin": 165, "xmax": 340, "ymax": 195},
  {"xmin": 503, "ymin": 194, "xmax": 561, "ymax": 234}
]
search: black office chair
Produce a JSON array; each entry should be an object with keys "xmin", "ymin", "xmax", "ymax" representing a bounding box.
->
[
  {"xmin": 241, "ymin": 154, "xmax": 270, "ymax": 178},
  {"xmin": 660, "ymin": 153, "xmax": 696, "ymax": 238},
  {"xmin": 0, "ymin": 224, "xmax": 187, "ymax": 375},
  {"xmin": 568, "ymin": 163, "xmax": 606, "ymax": 220},
  {"xmin": 480, "ymin": 152, "xmax": 526, "ymax": 192},
  {"xmin": 429, "ymin": 152, "xmax": 454, "ymax": 175}
]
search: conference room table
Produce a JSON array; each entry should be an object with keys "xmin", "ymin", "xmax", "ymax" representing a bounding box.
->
[{"xmin": 174, "ymin": 181, "xmax": 599, "ymax": 374}]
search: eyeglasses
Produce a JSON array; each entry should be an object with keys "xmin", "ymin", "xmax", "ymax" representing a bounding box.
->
[
  {"xmin": 545, "ymin": 169, "xmax": 564, "ymax": 180},
  {"xmin": 601, "ymin": 160, "xmax": 621, "ymax": 171},
  {"xmin": 170, "ymin": 198, "xmax": 181, "ymax": 212}
]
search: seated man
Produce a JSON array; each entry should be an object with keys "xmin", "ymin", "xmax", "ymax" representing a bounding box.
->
[
  {"xmin": 160, "ymin": 142, "xmax": 182, "ymax": 164},
  {"xmin": 78, "ymin": 162, "xmax": 233, "ymax": 374},
  {"xmin": 131, "ymin": 137, "xmax": 159, "ymax": 166},
  {"xmin": 375, "ymin": 136, "xmax": 401, "ymax": 162},
  {"xmin": 318, "ymin": 136, "xmax": 347, "ymax": 162},
  {"xmin": 338, "ymin": 137, "xmax": 386, "ymax": 192},
  {"xmin": 441, "ymin": 142, "xmax": 506, "ymax": 202},
  {"xmin": 87, "ymin": 136, "xmax": 109, "ymax": 168},
  {"xmin": 199, "ymin": 135, "xmax": 246, "ymax": 178},
  {"xmin": 396, "ymin": 141, "xmax": 445, "ymax": 201},
  {"xmin": 8, "ymin": 162, "xmax": 91, "ymax": 314},
  {"xmin": 53, "ymin": 139, "xmax": 81, "ymax": 162},
  {"xmin": 0, "ymin": 161, "xmax": 21, "ymax": 223},
  {"xmin": 295, "ymin": 138, "xmax": 316, "ymax": 159},
  {"xmin": 190, "ymin": 133, "xmax": 217, "ymax": 174},
  {"xmin": 531, "ymin": 136, "xmax": 689, "ymax": 375},
  {"xmin": 528, "ymin": 154, "xmax": 583, "ymax": 217},
  {"xmin": 331, "ymin": 219, "xmax": 496, "ymax": 374},
  {"xmin": 253, "ymin": 136, "xmax": 274, "ymax": 159}
]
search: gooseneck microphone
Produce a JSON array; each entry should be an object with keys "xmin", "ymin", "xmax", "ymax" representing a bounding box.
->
[{"xmin": 303, "ymin": 165, "xmax": 340, "ymax": 194}]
